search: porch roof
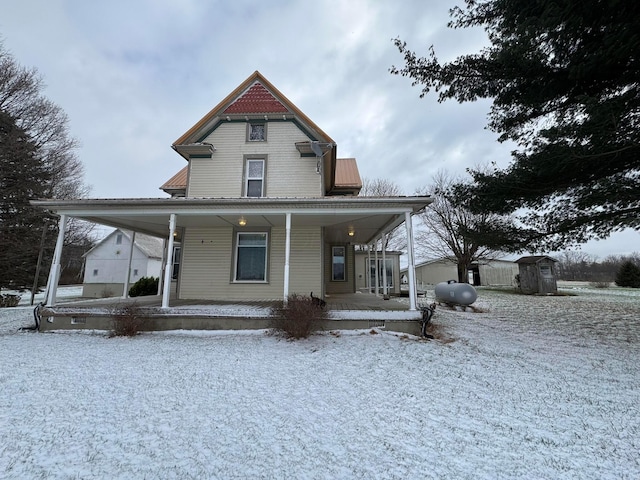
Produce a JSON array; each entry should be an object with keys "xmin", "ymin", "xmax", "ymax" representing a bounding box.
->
[{"xmin": 32, "ymin": 195, "xmax": 431, "ymax": 245}]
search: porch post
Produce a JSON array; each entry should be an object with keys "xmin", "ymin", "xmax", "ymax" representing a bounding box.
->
[
  {"xmin": 158, "ymin": 238, "xmax": 167, "ymax": 295},
  {"xmin": 374, "ymin": 243, "xmax": 379, "ymax": 297},
  {"xmin": 161, "ymin": 214, "xmax": 176, "ymax": 309},
  {"xmin": 366, "ymin": 245, "xmax": 371, "ymax": 291},
  {"xmin": 283, "ymin": 213, "xmax": 291, "ymax": 304},
  {"xmin": 45, "ymin": 214, "xmax": 67, "ymax": 307},
  {"xmin": 382, "ymin": 234, "xmax": 388, "ymax": 297},
  {"xmin": 122, "ymin": 231, "xmax": 136, "ymax": 298},
  {"xmin": 405, "ymin": 211, "xmax": 417, "ymax": 311}
]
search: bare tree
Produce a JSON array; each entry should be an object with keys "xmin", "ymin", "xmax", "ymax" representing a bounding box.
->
[
  {"xmin": 416, "ymin": 171, "xmax": 508, "ymax": 283},
  {"xmin": 359, "ymin": 177, "xmax": 405, "ymax": 251},
  {"xmin": 0, "ymin": 42, "xmax": 93, "ymax": 291}
]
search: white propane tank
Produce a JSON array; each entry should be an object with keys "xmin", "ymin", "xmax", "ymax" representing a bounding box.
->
[{"xmin": 434, "ymin": 280, "xmax": 478, "ymax": 306}]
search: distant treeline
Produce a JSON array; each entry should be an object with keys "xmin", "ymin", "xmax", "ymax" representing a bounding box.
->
[{"xmin": 555, "ymin": 251, "xmax": 640, "ymax": 282}]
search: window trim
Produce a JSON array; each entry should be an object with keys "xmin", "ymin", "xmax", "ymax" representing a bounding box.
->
[
  {"xmin": 243, "ymin": 155, "xmax": 267, "ymax": 197},
  {"xmin": 331, "ymin": 245, "xmax": 347, "ymax": 282},
  {"xmin": 246, "ymin": 121, "xmax": 267, "ymax": 142},
  {"xmin": 232, "ymin": 230, "xmax": 270, "ymax": 283}
]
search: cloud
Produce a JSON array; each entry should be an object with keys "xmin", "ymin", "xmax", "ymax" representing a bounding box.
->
[{"xmin": 1, "ymin": 0, "xmax": 637, "ymax": 255}]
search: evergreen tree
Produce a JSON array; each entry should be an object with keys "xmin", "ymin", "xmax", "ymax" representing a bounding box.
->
[
  {"xmin": 0, "ymin": 110, "xmax": 54, "ymax": 290},
  {"xmin": 615, "ymin": 261, "xmax": 640, "ymax": 288},
  {"xmin": 392, "ymin": 0, "xmax": 640, "ymax": 251}
]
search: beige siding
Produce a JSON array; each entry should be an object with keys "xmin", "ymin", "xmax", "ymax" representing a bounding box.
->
[
  {"xmin": 325, "ymin": 244, "xmax": 355, "ymax": 294},
  {"xmin": 179, "ymin": 226, "xmax": 322, "ymax": 301},
  {"xmin": 188, "ymin": 122, "xmax": 323, "ymax": 198}
]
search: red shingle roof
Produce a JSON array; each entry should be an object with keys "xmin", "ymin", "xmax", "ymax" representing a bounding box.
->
[{"xmin": 223, "ymin": 82, "xmax": 289, "ymax": 115}]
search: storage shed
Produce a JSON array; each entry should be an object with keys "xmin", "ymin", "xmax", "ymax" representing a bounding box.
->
[{"xmin": 515, "ymin": 255, "xmax": 558, "ymax": 294}]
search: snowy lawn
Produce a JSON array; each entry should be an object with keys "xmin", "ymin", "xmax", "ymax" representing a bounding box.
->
[{"xmin": 1, "ymin": 285, "xmax": 639, "ymax": 479}]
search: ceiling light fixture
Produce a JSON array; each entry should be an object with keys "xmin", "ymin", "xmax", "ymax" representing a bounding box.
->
[{"xmin": 238, "ymin": 217, "xmax": 247, "ymax": 226}]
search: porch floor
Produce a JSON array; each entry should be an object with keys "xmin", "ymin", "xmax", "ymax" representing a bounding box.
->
[{"xmin": 48, "ymin": 290, "xmax": 412, "ymax": 312}]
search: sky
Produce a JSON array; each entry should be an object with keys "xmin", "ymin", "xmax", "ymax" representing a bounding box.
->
[{"xmin": 1, "ymin": 0, "xmax": 637, "ymax": 258}]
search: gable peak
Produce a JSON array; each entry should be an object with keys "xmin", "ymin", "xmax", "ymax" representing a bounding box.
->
[{"xmin": 223, "ymin": 81, "xmax": 290, "ymax": 115}]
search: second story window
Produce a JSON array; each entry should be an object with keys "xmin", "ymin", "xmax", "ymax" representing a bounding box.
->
[
  {"xmin": 245, "ymin": 158, "xmax": 265, "ymax": 197},
  {"xmin": 248, "ymin": 122, "xmax": 266, "ymax": 141}
]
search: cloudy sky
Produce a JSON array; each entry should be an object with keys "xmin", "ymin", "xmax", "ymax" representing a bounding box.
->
[{"xmin": 1, "ymin": 0, "xmax": 637, "ymax": 258}]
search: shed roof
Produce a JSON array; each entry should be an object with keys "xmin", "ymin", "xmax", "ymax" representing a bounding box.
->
[{"xmin": 516, "ymin": 255, "xmax": 557, "ymax": 264}]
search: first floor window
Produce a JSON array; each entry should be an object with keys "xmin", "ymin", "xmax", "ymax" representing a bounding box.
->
[
  {"xmin": 235, "ymin": 233, "xmax": 268, "ymax": 281},
  {"xmin": 172, "ymin": 246, "xmax": 181, "ymax": 280},
  {"xmin": 332, "ymin": 246, "xmax": 346, "ymax": 281}
]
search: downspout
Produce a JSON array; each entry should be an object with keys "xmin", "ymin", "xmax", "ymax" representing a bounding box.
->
[
  {"xmin": 405, "ymin": 211, "xmax": 417, "ymax": 311},
  {"xmin": 45, "ymin": 214, "xmax": 67, "ymax": 307},
  {"xmin": 283, "ymin": 213, "xmax": 291, "ymax": 304},
  {"xmin": 161, "ymin": 214, "xmax": 176, "ymax": 308}
]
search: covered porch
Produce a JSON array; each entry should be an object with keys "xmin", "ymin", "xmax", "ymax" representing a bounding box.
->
[{"xmin": 32, "ymin": 195, "xmax": 431, "ymax": 330}]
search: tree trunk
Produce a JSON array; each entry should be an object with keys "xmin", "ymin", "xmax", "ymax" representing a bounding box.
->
[{"xmin": 457, "ymin": 263, "xmax": 468, "ymax": 283}]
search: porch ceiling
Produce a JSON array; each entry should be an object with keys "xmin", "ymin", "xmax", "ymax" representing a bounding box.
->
[{"xmin": 32, "ymin": 196, "xmax": 431, "ymax": 245}]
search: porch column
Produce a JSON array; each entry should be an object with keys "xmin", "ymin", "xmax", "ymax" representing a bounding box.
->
[
  {"xmin": 158, "ymin": 238, "xmax": 167, "ymax": 295},
  {"xmin": 374, "ymin": 243, "xmax": 379, "ymax": 297},
  {"xmin": 382, "ymin": 234, "xmax": 388, "ymax": 297},
  {"xmin": 45, "ymin": 214, "xmax": 67, "ymax": 307},
  {"xmin": 405, "ymin": 211, "xmax": 417, "ymax": 311},
  {"xmin": 366, "ymin": 245, "xmax": 372, "ymax": 291},
  {"xmin": 161, "ymin": 214, "xmax": 177, "ymax": 309},
  {"xmin": 283, "ymin": 213, "xmax": 291, "ymax": 304},
  {"xmin": 122, "ymin": 231, "xmax": 136, "ymax": 298}
]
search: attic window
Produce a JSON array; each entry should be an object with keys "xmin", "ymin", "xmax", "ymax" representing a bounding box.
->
[{"xmin": 248, "ymin": 123, "xmax": 266, "ymax": 142}]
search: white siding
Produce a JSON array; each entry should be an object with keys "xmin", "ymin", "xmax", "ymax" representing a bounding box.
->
[
  {"xmin": 83, "ymin": 236, "xmax": 159, "ymax": 285},
  {"xmin": 179, "ymin": 225, "xmax": 322, "ymax": 301},
  {"xmin": 188, "ymin": 122, "xmax": 323, "ymax": 198}
]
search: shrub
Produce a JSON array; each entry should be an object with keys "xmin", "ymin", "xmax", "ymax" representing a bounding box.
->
[
  {"xmin": 128, "ymin": 276, "xmax": 159, "ymax": 297},
  {"xmin": 270, "ymin": 293, "xmax": 327, "ymax": 339},
  {"xmin": 110, "ymin": 304, "xmax": 147, "ymax": 337},
  {"xmin": 589, "ymin": 281, "xmax": 610, "ymax": 289},
  {"xmin": 615, "ymin": 261, "xmax": 640, "ymax": 288},
  {"xmin": 0, "ymin": 294, "xmax": 21, "ymax": 308}
]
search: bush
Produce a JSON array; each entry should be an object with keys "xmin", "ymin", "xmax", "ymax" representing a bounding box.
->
[
  {"xmin": 128, "ymin": 276, "xmax": 159, "ymax": 297},
  {"xmin": 589, "ymin": 281, "xmax": 610, "ymax": 289},
  {"xmin": 0, "ymin": 294, "xmax": 21, "ymax": 308},
  {"xmin": 110, "ymin": 304, "xmax": 147, "ymax": 337},
  {"xmin": 270, "ymin": 293, "xmax": 327, "ymax": 339},
  {"xmin": 615, "ymin": 261, "xmax": 640, "ymax": 288}
]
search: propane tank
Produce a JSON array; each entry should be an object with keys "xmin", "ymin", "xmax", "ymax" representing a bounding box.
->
[{"xmin": 434, "ymin": 280, "xmax": 478, "ymax": 306}]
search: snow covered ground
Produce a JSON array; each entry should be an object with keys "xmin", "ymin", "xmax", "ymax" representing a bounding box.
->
[{"xmin": 1, "ymin": 285, "xmax": 639, "ymax": 479}]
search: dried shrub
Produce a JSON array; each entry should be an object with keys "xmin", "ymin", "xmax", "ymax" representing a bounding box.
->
[
  {"xmin": 110, "ymin": 304, "xmax": 147, "ymax": 337},
  {"xmin": 589, "ymin": 281, "xmax": 610, "ymax": 289},
  {"xmin": 0, "ymin": 294, "xmax": 21, "ymax": 308},
  {"xmin": 270, "ymin": 293, "xmax": 327, "ymax": 339}
]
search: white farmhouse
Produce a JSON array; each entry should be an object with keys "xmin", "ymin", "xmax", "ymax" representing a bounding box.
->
[{"xmin": 82, "ymin": 229, "xmax": 164, "ymax": 298}]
